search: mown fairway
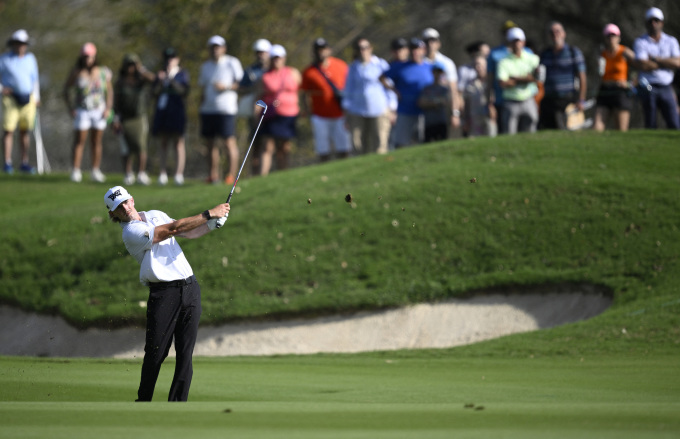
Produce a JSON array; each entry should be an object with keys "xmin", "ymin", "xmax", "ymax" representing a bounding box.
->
[
  {"xmin": 1, "ymin": 130, "xmax": 679, "ymax": 437},
  {"xmin": 1, "ymin": 353, "xmax": 679, "ymax": 438}
]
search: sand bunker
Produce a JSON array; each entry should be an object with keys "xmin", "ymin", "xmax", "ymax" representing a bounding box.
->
[{"xmin": 0, "ymin": 290, "xmax": 611, "ymax": 358}]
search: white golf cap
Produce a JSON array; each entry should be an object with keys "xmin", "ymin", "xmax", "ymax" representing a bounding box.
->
[
  {"xmin": 422, "ymin": 28, "xmax": 440, "ymax": 39},
  {"xmin": 207, "ymin": 35, "xmax": 226, "ymax": 47},
  {"xmin": 9, "ymin": 29, "xmax": 29, "ymax": 44},
  {"xmin": 270, "ymin": 44, "xmax": 286, "ymax": 58},
  {"xmin": 105, "ymin": 186, "xmax": 132, "ymax": 212},
  {"xmin": 506, "ymin": 27, "xmax": 526, "ymax": 42},
  {"xmin": 645, "ymin": 7, "xmax": 664, "ymax": 21},
  {"xmin": 253, "ymin": 38, "xmax": 271, "ymax": 52}
]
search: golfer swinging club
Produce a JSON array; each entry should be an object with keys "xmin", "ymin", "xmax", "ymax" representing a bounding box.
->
[{"xmin": 105, "ymin": 185, "xmax": 229, "ymax": 401}]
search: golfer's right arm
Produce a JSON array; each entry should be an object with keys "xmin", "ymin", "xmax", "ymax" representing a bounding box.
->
[{"xmin": 153, "ymin": 204, "xmax": 229, "ymax": 243}]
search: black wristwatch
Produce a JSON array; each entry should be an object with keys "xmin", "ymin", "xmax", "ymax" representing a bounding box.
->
[{"xmin": 202, "ymin": 210, "xmax": 211, "ymax": 220}]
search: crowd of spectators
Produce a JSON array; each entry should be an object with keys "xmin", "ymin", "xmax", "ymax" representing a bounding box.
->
[{"xmin": 1, "ymin": 6, "xmax": 678, "ymax": 183}]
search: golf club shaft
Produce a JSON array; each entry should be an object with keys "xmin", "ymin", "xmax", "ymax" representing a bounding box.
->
[
  {"xmin": 226, "ymin": 101, "xmax": 267, "ymax": 203},
  {"xmin": 215, "ymin": 101, "xmax": 267, "ymax": 229}
]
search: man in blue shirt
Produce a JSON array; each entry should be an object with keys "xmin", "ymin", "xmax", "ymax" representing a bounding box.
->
[
  {"xmin": 382, "ymin": 38, "xmax": 434, "ymax": 147},
  {"xmin": 633, "ymin": 7, "xmax": 680, "ymax": 129},
  {"xmin": 538, "ymin": 21, "xmax": 587, "ymax": 130},
  {"xmin": 0, "ymin": 29, "xmax": 40, "ymax": 174},
  {"xmin": 487, "ymin": 20, "xmax": 521, "ymax": 134}
]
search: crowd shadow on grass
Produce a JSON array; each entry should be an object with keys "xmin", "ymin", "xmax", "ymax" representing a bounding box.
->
[{"xmin": 0, "ymin": 283, "xmax": 612, "ymax": 358}]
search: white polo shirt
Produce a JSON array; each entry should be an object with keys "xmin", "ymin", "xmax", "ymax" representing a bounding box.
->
[
  {"xmin": 424, "ymin": 52, "xmax": 459, "ymax": 84},
  {"xmin": 198, "ymin": 55, "xmax": 244, "ymax": 114},
  {"xmin": 634, "ymin": 32, "xmax": 680, "ymax": 86},
  {"xmin": 121, "ymin": 210, "xmax": 193, "ymax": 285}
]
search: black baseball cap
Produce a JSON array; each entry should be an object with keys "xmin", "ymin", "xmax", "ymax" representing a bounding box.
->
[
  {"xmin": 313, "ymin": 37, "xmax": 329, "ymax": 49},
  {"xmin": 163, "ymin": 47, "xmax": 178, "ymax": 59},
  {"xmin": 391, "ymin": 37, "xmax": 408, "ymax": 50},
  {"xmin": 409, "ymin": 38, "xmax": 425, "ymax": 49}
]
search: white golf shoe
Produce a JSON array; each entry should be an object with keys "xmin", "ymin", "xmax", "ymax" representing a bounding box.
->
[
  {"xmin": 123, "ymin": 173, "xmax": 135, "ymax": 185},
  {"xmin": 158, "ymin": 172, "xmax": 168, "ymax": 186},
  {"xmin": 137, "ymin": 171, "xmax": 151, "ymax": 186},
  {"xmin": 91, "ymin": 168, "xmax": 106, "ymax": 183},
  {"xmin": 70, "ymin": 168, "xmax": 82, "ymax": 183}
]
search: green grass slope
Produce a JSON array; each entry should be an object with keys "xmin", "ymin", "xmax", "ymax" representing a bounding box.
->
[{"xmin": 0, "ymin": 130, "xmax": 678, "ymax": 354}]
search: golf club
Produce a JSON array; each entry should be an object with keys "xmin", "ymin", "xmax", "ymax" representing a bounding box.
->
[
  {"xmin": 216, "ymin": 100, "xmax": 267, "ymax": 228},
  {"xmin": 34, "ymin": 111, "xmax": 51, "ymax": 174}
]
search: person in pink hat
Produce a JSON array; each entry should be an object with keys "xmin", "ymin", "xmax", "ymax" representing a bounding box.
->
[
  {"xmin": 62, "ymin": 42, "xmax": 114, "ymax": 182},
  {"xmin": 594, "ymin": 24, "xmax": 636, "ymax": 132}
]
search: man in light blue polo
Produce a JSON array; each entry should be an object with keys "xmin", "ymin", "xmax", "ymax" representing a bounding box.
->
[
  {"xmin": 633, "ymin": 7, "xmax": 680, "ymax": 129},
  {"xmin": 497, "ymin": 27, "xmax": 540, "ymax": 134},
  {"xmin": 0, "ymin": 29, "xmax": 40, "ymax": 174},
  {"xmin": 343, "ymin": 37, "xmax": 391, "ymax": 154}
]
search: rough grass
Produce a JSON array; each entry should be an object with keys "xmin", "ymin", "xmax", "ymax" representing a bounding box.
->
[{"xmin": 0, "ymin": 130, "xmax": 678, "ymax": 340}]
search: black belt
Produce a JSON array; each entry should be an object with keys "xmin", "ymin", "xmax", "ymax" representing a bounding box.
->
[{"xmin": 148, "ymin": 275, "xmax": 195, "ymax": 289}]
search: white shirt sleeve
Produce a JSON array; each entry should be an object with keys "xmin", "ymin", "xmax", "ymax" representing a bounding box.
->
[
  {"xmin": 122, "ymin": 221, "xmax": 154, "ymax": 264},
  {"xmin": 633, "ymin": 37, "xmax": 649, "ymax": 60},
  {"xmin": 230, "ymin": 57, "xmax": 244, "ymax": 83}
]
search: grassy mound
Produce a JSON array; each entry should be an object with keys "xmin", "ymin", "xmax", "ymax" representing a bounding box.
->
[{"xmin": 1, "ymin": 130, "xmax": 678, "ymax": 355}]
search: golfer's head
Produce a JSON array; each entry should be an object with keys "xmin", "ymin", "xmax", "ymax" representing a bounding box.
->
[{"xmin": 105, "ymin": 186, "xmax": 133, "ymax": 222}]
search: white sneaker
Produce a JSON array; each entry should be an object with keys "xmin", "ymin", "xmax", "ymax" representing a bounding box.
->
[
  {"xmin": 70, "ymin": 168, "xmax": 82, "ymax": 183},
  {"xmin": 123, "ymin": 173, "xmax": 135, "ymax": 185},
  {"xmin": 91, "ymin": 168, "xmax": 106, "ymax": 183},
  {"xmin": 137, "ymin": 171, "xmax": 151, "ymax": 186},
  {"xmin": 174, "ymin": 174, "xmax": 184, "ymax": 186},
  {"xmin": 158, "ymin": 172, "xmax": 168, "ymax": 186}
]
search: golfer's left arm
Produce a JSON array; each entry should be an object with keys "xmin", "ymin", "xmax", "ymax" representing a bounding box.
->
[{"xmin": 154, "ymin": 203, "xmax": 230, "ymax": 242}]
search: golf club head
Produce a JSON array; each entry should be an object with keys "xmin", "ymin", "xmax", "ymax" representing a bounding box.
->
[{"xmin": 256, "ymin": 100, "xmax": 267, "ymax": 111}]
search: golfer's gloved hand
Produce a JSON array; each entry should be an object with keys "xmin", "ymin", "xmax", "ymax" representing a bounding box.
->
[{"xmin": 208, "ymin": 214, "xmax": 228, "ymax": 230}]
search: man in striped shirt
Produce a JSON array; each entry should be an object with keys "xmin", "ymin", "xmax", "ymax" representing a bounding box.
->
[{"xmin": 538, "ymin": 21, "xmax": 587, "ymax": 130}]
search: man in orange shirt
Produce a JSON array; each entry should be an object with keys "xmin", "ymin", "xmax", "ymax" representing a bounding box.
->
[{"xmin": 301, "ymin": 38, "xmax": 350, "ymax": 162}]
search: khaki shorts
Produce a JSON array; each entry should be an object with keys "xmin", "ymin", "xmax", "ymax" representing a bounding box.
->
[
  {"xmin": 121, "ymin": 117, "xmax": 149, "ymax": 155},
  {"xmin": 2, "ymin": 94, "xmax": 37, "ymax": 132}
]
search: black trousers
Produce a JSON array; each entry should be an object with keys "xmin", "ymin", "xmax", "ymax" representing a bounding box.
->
[
  {"xmin": 136, "ymin": 276, "xmax": 202, "ymax": 402},
  {"xmin": 538, "ymin": 95, "xmax": 575, "ymax": 130}
]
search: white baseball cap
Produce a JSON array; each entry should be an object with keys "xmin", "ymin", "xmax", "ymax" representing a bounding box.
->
[
  {"xmin": 645, "ymin": 7, "xmax": 664, "ymax": 21},
  {"xmin": 270, "ymin": 44, "xmax": 286, "ymax": 58},
  {"xmin": 105, "ymin": 186, "xmax": 132, "ymax": 212},
  {"xmin": 422, "ymin": 28, "xmax": 440, "ymax": 40},
  {"xmin": 207, "ymin": 35, "xmax": 226, "ymax": 47},
  {"xmin": 9, "ymin": 29, "xmax": 29, "ymax": 44},
  {"xmin": 253, "ymin": 39, "xmax": 271, "ymax": 52},
  {"xmin": 506, "ymin": 27, "xmax": 526, "ymax": 42}
]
